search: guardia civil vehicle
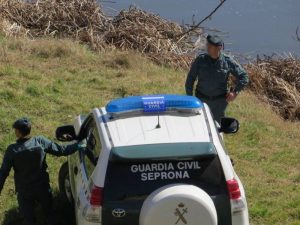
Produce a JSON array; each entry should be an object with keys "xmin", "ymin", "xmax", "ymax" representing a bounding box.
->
[{"xmin": 56, "ymin": 94, "xmax": 249, "ymax": 225}]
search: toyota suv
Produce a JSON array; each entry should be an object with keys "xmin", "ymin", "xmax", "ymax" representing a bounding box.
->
[{"xmin": 56, "ymin": 94, "xmax": 249, "ymax": 225}]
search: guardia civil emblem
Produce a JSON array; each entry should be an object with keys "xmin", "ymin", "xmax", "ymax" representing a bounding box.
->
[{"xmin": 174, "ymin": 203, "xmax": 188, "ymax": 224}]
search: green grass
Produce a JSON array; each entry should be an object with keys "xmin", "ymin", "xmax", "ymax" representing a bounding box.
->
[{"xmin": 0, "ymin": 37, "xmax": 299, "ymax": 225}]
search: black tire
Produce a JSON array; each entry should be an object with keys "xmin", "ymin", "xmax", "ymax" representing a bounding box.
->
[{"xmin": 58, "ymin": 162, "xmax": 74, "ymax": 206}]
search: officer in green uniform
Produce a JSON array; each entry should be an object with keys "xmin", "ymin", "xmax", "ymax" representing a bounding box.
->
[
  {"xmin": 0, "ymin": 118, "xmax": 80, "ymax": 225},
  {"xmin": 185, "ymin": 35, "xmax": 249, "ymax": 122}
]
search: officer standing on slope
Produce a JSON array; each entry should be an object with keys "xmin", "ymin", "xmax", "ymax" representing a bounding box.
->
[
  {"xmin": 0, "ymin": 118, "xmax": 80, "ymax": 225},
  {"xmin": 185, "ymin": 35, "xmax": 249, "ymax": 122}
]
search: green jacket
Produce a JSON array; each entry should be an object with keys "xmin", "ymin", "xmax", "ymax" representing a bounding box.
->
[
  {"xmin": 185, "ymin": 53, "xmax": 249, "ymax": 96},
  {"xmin": 0, "ymin": 136, "xmax": 79, "ymax": 194}
]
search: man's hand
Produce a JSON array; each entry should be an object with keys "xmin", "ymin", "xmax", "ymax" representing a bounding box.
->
[
  {"xmin": 78, "ymin": 143, "xmax": 87, "ymax": 152},
  {"xmin": 226, "ymin": 92, "xmax": 238, "ymax": 102}
]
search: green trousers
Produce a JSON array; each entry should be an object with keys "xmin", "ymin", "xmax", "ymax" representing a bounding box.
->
[{"xmin": 197, "ymin": 96, "xmax": 228, "ymax": 123}]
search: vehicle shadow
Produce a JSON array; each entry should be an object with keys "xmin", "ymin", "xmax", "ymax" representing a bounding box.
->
[{"xmin": 2, "ymin": 191, "xmax": 76, "ymax": 225}]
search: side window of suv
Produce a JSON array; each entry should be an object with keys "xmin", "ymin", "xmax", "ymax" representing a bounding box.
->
[{"xmin": 82, "ymin": 120, "xmax": 102, "ymax": 178}]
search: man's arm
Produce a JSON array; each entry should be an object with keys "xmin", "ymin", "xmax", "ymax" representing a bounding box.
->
[
  {"xmin": 185, "ymin": 57, "xmax": 200, "ymax": 96},
  {"xmin": 228, "ymin": 57, "xmax": 249, "ymax": 93},
  {"xmin": 0, "ymin": 147, "xmax": 13, "ymax": 194},
  {"xmin": 38, "ymin": 136, "xmax": 79, "ymax": 157}
]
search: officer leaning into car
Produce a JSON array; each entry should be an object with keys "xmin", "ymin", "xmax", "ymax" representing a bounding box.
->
[
  {"xmin": 0, "ymin": 118, "xmax": 80, "ymax": 225},
  {"xmin": 185, "ymin": 34, "xmax": 249, "ymax": 123}
]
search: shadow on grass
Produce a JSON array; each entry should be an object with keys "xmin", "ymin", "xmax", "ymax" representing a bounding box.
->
[{"xmin": 2, "ymin": 191, "xmax": 76, "ymax": 225}]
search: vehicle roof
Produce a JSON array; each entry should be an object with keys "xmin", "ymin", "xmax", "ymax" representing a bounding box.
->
[
  {"xmin": 92, "ymin": 104, "xmax": 235, "ymax": 187},
  {"xmin": 100, "ymin": 108, "xmax": 211, "ymax": 147}
]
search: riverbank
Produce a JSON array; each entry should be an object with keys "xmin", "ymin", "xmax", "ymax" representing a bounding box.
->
[
  {"xmin": 1, "ymin": 0, "xmax": 300, "ymax": 121},
  {"xmin": 0, "ymin": 0, "xmax": 204, "ymax": 69}
]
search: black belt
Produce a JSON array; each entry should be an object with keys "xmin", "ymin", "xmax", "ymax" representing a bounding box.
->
[{"xmin": 196, "ymin": 91, "xmax": 226, "ymax": 101}]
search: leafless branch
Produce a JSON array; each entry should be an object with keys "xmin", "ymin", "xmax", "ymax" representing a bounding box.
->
[{"xmin": 173, "ymin": 0, "xmax": 227, "ymax": 39}]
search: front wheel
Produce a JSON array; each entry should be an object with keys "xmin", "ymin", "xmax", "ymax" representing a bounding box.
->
[{"xmin": 59, "ymin": 162, "xmax": 74, "ymax": 206}]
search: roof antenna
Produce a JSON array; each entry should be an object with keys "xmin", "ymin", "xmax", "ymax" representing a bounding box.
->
[{"xmin": 156, "ymin": 112, "xmax": 161, "ymax": 129}]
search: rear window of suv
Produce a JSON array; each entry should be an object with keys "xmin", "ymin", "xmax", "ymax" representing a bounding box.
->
[{"xmin": 104, "ymin": 143, "xmax": 226, "ymax": 200}]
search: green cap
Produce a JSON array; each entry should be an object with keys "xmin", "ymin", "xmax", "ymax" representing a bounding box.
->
[
  {"xmin": 206, "ymin": 34, "xmax": 223, "ymax": 47},
  {"xmin": 13, "ymin": 117, "xmax": 31, "ymax": 129}
]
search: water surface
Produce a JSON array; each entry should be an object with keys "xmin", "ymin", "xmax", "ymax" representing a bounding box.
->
[{"xmin": 101, "ymin": 0, "xmax": 300, "ymax": 56}]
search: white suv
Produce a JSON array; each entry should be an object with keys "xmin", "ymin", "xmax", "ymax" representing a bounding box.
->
[{"xmin": 56, "ymin": 94, "xmax": 249, "ymax": 225}]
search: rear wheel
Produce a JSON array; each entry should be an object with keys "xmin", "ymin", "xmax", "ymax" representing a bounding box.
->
[{"xmin": 59, "ymin": 162, "xmax": 74, "ymax": 206}]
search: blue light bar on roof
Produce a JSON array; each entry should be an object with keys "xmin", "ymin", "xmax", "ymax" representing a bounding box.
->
[{"xmin": 106, "ymin": 94, "xmax": 203, "ymax": 114}]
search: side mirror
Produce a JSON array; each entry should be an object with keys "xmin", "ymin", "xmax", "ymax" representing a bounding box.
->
[
  {"xmin": 219, "ymin": 117, "xmax": 240, "ymax": 134},
  {"xmin": 56, "ymin": 125, "xmax": 77, "ymax": 142}
]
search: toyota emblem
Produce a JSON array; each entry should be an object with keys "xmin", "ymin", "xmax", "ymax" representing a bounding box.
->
[{"xmin": 112, "ymin": 208, "xmax": 126, "ymax": 218}]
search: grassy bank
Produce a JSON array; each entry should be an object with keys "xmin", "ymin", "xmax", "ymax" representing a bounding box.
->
[{"xmin": 0, "ymin": 37, "xmax": 299, "ymax": 225}]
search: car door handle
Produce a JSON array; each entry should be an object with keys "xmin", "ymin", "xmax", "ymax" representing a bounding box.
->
[{"xmin": 74, "ymin": 166, "xmax": 78, "ymax": 175}]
